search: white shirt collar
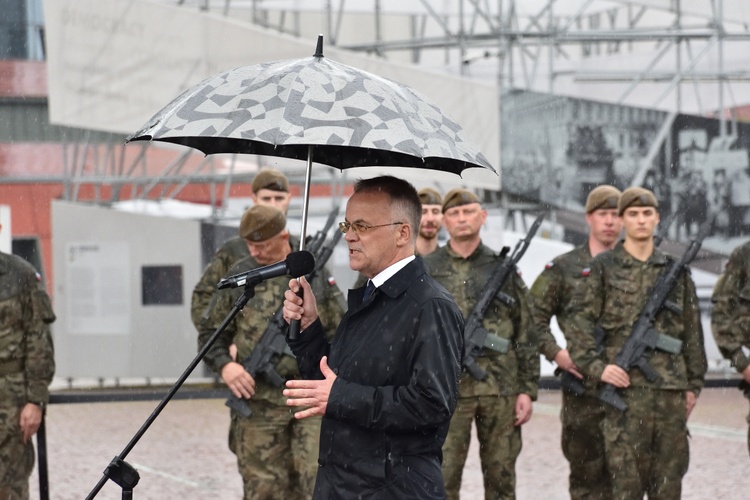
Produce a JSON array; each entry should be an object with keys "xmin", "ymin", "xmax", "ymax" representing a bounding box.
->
[{"xmin": 369, "ymin": 255, "xmax": 416, "ymax": 289}]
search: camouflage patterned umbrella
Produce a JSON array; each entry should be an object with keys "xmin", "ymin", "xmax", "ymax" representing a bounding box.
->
[{"xmin": 127, "ymin": 35, "xmax": 495, "ymax": 244}]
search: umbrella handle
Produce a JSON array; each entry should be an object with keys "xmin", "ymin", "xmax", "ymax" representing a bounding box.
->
[{"xmin": 288, "ymin": 285, "xmax": 303, "ymax": 340}]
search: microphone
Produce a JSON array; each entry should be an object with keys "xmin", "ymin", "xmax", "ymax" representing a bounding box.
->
[{"xmin": 217, "ymin": 251, "xmax": 315, "ymax": 290}]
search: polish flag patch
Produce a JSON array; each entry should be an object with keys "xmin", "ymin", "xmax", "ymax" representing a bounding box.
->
[
  {"xmin": 581, "ymin": 267, "xmax": 591, "ymax": 277},
  {"xmin": 328, "ymin": 276, "xmax": 337, "ymax": 286}
]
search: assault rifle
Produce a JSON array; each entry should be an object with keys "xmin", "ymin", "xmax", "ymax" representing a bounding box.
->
[
  {"xmin": 599, "ymin": 219, "xmax": 711, "ymax": 411},
  {"xmin": 463, "ymin": 213, "xmax": 545, "ymax": 380},
  {"xmin": 558, "ymin": 217, "xmax": 675, "ymax": 396},
  {"xmin": 226, "ymin": 205, "xmax": 340, "ymax": 417}
]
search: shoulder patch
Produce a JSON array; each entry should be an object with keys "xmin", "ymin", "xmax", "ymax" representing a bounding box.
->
[
  {"xmin": 581, "ymin": 267, "xmax": 591, "ymax": 277},
  {"xmin": 517, "ymin": 270, "xmax": 523, "ymax": 278},
  {"xmin": 545, "ymin": 262, "xmax": 555, "ymax": 269},
  {"xmin": 327, "ymin": 276, "xmax": 337, "ymax": 286},
  {"xmin": 35, "ymin": 272, "xmax": 42, "ymax": 282}
]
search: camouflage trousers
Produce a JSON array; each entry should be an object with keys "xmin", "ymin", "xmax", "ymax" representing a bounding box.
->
[
  {"xmin": 560, "ymin": 390, "xmax": 610, "ymax": 500},
  {"xmin": 229, "ymin": 398, "xmax": 321, "ymax": 500},
  {"xmin": 602, "ymin": 388, "xmax": 689, "ymax": 500},
  {"xmin": 746, "ymin": 402, "xmax": 750, "ymax": 458},
  {"xmin": 442, "ymin": 395, "xmax": 521, "ymax": 500},
  {"xmin": 0, "ymin": 403, "xmax": 34, "ymax": 500}
]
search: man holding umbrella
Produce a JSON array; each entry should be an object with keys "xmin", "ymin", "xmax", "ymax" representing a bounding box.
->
[
  {"xmin": 282, "ymin": 175, "xmax": 464, "ymax": 498},
  {"xmin": 198, "ymin": 205, "xmax": 345, "ymax": 499}
]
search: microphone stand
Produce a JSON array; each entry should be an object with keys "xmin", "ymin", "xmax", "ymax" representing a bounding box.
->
[{"xmin": 85, "ymin": 278, "xmax": 262, "ymax": 499}]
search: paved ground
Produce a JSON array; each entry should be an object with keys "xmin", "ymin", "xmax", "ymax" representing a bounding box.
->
[{"xmin": 28, "ymin": 387, "xmax": 750, "ymax": 499}]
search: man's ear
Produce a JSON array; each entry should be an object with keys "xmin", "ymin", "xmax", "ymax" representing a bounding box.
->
[{"xmin": 395, "ymin": 223, "xmax": 412, "ymax": 247}]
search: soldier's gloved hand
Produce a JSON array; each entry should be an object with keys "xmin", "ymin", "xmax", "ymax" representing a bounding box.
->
[
  {"xmin": 553, "ymin": 349, "xmax": 583, "ymax": 379},
  {"xmin": 601, "ymin": 364, "xmax": 630, "ymax": 388},
  {"xmin": 221, "ymin": 361, "xmax": 256, "ymax": 400}
]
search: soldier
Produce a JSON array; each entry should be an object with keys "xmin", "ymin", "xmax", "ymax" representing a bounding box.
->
[
  {"xmin": 0, "ymin": 224, "xmax": 56, "ymax": 499},
  {"xmin": 424, "ymin": 189, "xmax": 539, "ymax": 500},
  {"xmin": 198, "ymin": 205, "xmax": 345, "ymax": 499},
  {"xmin": 711, "ymin": 241, "xmax": 750, "ymax": 456},
  {"xmin": 568, "ymin": 187, "xmax": 707, "ymax": 500},
  {"xmin": 417, "ymin": 187, "xmax": 444, "ymax": 256},
  {"xmin": 191, "ymin": 168, "xmax": 292, "ymax": 330},
  {"xmin": 530, "ymin": 185, "xmax": 621, "ymax": 499}
]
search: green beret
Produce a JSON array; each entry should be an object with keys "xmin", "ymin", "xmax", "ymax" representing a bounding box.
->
[
  {"xmin": 239, "ymin": 205, "xmax": 286, "ymax": 242},
  {"xmin": 418, "ymin": 187, "xmax": 442, "ymax": 206},
  {"xmin": 618, "ymin": 187, "xmax": 659, "ymax": 215},
  {"xmin": 442, "ymin": 188, "xmax": 481, "ymax": 213},
  {"xmin": 585, "ymin": 185, "xmax": 622, "ymax": 213},
  {"xmin": 252, "ymin": 168, "xmax": 289, "ymax": 193}
]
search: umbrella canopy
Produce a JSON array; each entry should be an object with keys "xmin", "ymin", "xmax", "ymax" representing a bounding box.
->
[{"xmin": 127, "ymin": 36, "xmax": 495, "ymax": 176}]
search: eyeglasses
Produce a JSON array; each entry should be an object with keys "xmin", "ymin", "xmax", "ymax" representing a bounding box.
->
[{"xmin": 338, "ymin": 221, "xmax": 403, "ymax": 234}]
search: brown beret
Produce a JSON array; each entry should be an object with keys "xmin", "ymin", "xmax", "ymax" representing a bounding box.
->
[
  {"xmin": 585, "ymin": 185, "xmax": 622, "ymax": 213},
  {"xmin": 418, "ymin": 187, "xmax": 442, "ymax": 207},
  {"xmin": 442, "ymin": 188, "xmax": 481, "ymax": 213},
  {"xmin": 239, "ymin": 205, "xmax": 286, "ymax": 242},
  {"xmin": 252, "ymin": 168, "xmax": 289, "ymax": 193},
  {"xmin": 618, "ymin": 187, "xmax": 659, "ymax": 215}
]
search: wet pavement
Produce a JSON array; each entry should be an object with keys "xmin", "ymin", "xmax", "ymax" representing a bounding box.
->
[{"xmin": 29, "ymin": 386, "xmax": 750, "ymax": 499}]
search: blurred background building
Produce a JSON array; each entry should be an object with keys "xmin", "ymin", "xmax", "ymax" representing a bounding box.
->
[{"xmin": 1, "ymin": 0, "xmax": 748, "ymax": 381}]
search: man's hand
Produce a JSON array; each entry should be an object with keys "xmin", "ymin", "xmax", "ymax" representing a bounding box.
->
[
  {"xmin": 554, "ymin": 349, "xmax": 583, "ymax": 379},
  {"xmin": 601, "ymin": 364, "xmax": 630, "ymax": 388},
  {"xmin": 283, "ymin": 277, "xmax": 319, "ymax": 331},
  {"xmin": 19, "ymin": 403, "xmax": 43, "ymax": 443},
  {"xmin": 742, "ymin": 364, "xmax": 750, "ymax": 384},
  {"xmin": 514, "ymin": 394, "xmax": 533, "ymax": 426},
  {"xmin": 685, "ymin": 391, "xmax": 698, "ymax": 419},
  {"xmin": 284, "ymin": 356, "xmax": 337, "ymax": 420},
  {"xmin": 221, "ymin": 361, "xmax": 256, "ymax": 399}
]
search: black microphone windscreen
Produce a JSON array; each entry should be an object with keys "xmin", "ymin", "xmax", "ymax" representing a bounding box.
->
[{"xmin": 287, "ymin": 250, "xmax": 315, "ymax": 278}]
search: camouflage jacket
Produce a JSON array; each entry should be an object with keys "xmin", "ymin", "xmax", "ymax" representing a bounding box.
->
[
  {"xmin": 0, "ymin": 252, "xmax": 56, "ymax": 406},
  {"xmin": 424, "ymin": 241, "xmax": 539, "ymax": 400},
  {"xmin": 530, "ymin": 244, "xmax": 594, "ymax": 362},
  {"xmin": 568, "ymin": 242, "xmax": 707, "ymax": 394},
  {"xmin": 190, "ymin": 236, "xmax": 251, "ymax": 329},
  {"xmin": 711, "ymin": 242, "xmax": 750, "ymax": 373},
  {"xmin": 198, "ymin": 248, "xmax": 346, "ymax": 406}
]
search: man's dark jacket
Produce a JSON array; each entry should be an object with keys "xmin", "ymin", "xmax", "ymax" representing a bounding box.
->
[{"xmin": 288, "ymin": 257, "xmax": 464, "ymax": 499}]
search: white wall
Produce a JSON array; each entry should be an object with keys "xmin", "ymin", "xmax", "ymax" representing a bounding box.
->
[{"xmin": 51, "ymin": 200, "xmax": 205, "ymax": 379}]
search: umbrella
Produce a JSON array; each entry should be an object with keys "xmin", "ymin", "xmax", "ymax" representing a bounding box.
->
[{"xmin": 127, "ymin": 35, "xmax": 496, "ymax": 250}]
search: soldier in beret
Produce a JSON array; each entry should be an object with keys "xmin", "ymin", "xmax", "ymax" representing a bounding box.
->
[
  {"xmin": 191, "ymin": 168, "xmax": 292, "ymax": 330},
  {"xmin": 424, "ymin": 188, "xmax": 539, "ymax": 500},
  {"xmin": 530, "ymin": 184, "xmax": 622, "ymax": 499},
  {"xmin": 251, "ymin": 168, "xmax": 292, "ymax": 214},
  {"xmin": 0, "ymin": 224, "xmax": 56, "ymax": 499},
  {"xmin": 711, "ymin": 240, "xmax": 750, "ymax": 457},
  {"xmin": 567, "ymin": 186, "xmax": 707, "ymax": 499},
  {"xmin": 417, "ymin": 187, "xmax": 444, "ymax": 256},
  {"xmin": 197, "ymin": 205, "xmax": 345, "ymax": 500}
]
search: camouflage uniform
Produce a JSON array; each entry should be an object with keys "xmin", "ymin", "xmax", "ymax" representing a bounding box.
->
[
  {"xmin": 0, "ymin": 252, "xmax": 56, "ymax": 499},
  {"xmin": 198, "ymin": 252, "xmax": 345, "ymax": 500},
  {"xmin": 530, "ymin": 244, "xmax": 610, "ymax": 500},
  {"xmin": 424, "ymin": 242, "xmax": 539, "ymax": 500},
  {"xmin": 191, "ymin": 237, "xmax": 251, "ymax": 329},
  {"xmin": 710, "ymin": 241, "xmax": 750, "ymax": 455},
  {"xmin": 568, "ymin": 242, "xmax": 707, "ymax": 500}
]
